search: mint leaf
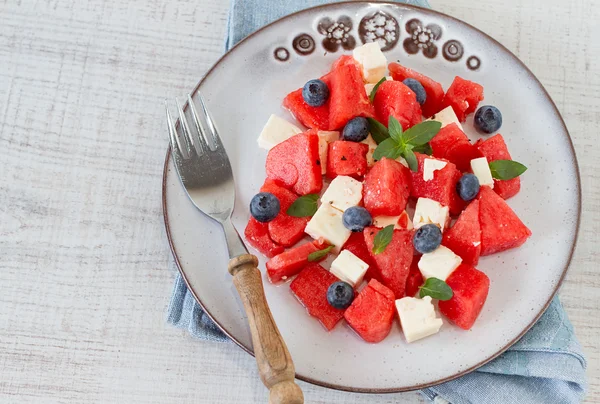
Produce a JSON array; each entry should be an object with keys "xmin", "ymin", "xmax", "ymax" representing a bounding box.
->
[
  {"xmin": 369, "ymin": 77, "xmax": 387, "ymax": 102},
  {"xmin": 489, "ymin": 160, "xmax": 528, "ymax": 180},
  {"xmin": 286, "ymin": 194, "xmax": 319, "ymax": 217},
  {"xmin": 373, "ymin": 138, "xmax": 403, "ymax": 161},
  {"xmin": 412, "ymin": 143, "xmax": 433, "ymax": 155},
  {"xmin": 403, "ymin": 148, "xmax": 418, "ymax": 172},
  {"xmin": 402, "ymin": 121, "xmax": 442, "ymax": 146},
  {"xmin": 388, "ymin": 116, "xmax": 404, "ymax": 143},
  {"xmin": 367, "ymin": 118, "xmax": 389, "ymax": 144},
  {"xmin": 419, "ymin": 277, "xmax": 453, "ymax": 301},
  {"xmin": 308, "ymin": 245, "xmax": 334, "ymax": 262},
  {"xmin": 372, "ymin": 225, "xmax": 394, "ymax": 255}
]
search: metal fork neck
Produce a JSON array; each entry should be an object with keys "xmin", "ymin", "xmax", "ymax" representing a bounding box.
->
[{"xmin": 220, "ymin": 217, "xmax": 249, "ymax": 259}]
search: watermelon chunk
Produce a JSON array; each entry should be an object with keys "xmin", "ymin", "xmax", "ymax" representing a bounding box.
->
[
  {"xmin": 373, "ymin": 80, "xmax": 422, "ymax": 130},
  {"xmin": 260, "ymin": 180, "xmax": 309, "ymax": 247},
  {"xmin": 344, "ymin": 279, "xmax": 395, "ymax": 343},
  {"xmin": 244, "ymin": 217, "xmax": 285, "ymax": 258},
  {"xmin": 475, "ymin": 134, "xmax": 521, "ymax": 199},
  {"xmin": 442, "ymin": 76, "xmax": 484, "ymax": 122},
  {"xmin": 430, "ymin": 123, "xmax": 481, "ymax": 172},
  {"xmin": 326, "ymin": 140, "xmax": 369, "ymax": 180},
  {"xmin": 405, "ymin": 259, "xmax": 424, "ymax": 297},
  {"xmin": 282, "ymin": 73, "xmax": 331, "ymax": 130},
  {"xmin": 363, "ymin": 158, "xmax": 412, "ymax": 216},
  {"xmin": 478, "ymin": 186, "xmax": 532, "ymax": 255},
  {"xmin": 266, "ymin": 132, "xmax": 323, "ymax": 195},
  {"xmin": 364, "ymin": 227, "xmax": 413, "ymax": 298},
  {"xmin": 266, "ymin": 240, "xmax": 325, "ymax": 283},
  {"xmin": 443, "ymin": 200, "xmax": 481, "ymax": 265},
  {"xmin": 438, "ymin": 264, "xmax": 490, "ymax": 330},
  {"xmin": 343, "ymin": 232, "xmax": 379, "ymax": 282},
  {"xmin": 411, "ymin": 153, "xmax": 463, "ymax": 214},
  {"xmin": 290, "ymin": 263, "xmax": 346, "ymax": 330},
  {"xmin": 329, "ymin": 60, "xmax": 375, "ymax": 130},
  {"xmin": 388, "ymin": 62, "xmax": 445, "ymax": 118}
]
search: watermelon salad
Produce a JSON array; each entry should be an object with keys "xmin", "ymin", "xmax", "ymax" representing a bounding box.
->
[{"xmin": 245, "ymin": 42, "xmax": 531, "ymax": 344}]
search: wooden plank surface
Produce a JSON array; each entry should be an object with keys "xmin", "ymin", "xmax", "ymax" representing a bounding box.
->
[{"xmin": 0, "ymin": 0, "xmax": 598, "ymax": 402}]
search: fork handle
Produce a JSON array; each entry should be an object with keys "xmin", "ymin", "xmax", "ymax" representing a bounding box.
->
[{"xmin": 228, "ymin": 254, "xmax": 304, "ymax": 404}]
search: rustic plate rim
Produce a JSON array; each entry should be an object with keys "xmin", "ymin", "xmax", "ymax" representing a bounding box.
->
[{"xmin": 161, "ymin": 1, "xmax": 582, "ymax": 393}]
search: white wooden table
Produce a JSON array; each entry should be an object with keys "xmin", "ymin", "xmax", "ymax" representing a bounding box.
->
[{"xmin": 1, "ymin": 0, "xmax": 598, "ymax": 402}]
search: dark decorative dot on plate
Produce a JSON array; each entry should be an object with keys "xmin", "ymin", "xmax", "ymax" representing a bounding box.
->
[
  {"xmin": 442, "ymin": 39, "xmax": 464, "ymax": 61},
  {"xmin": 292, "ymin": 33, "xmax": 316, "ymax": 55},
  {"xmin": 274, "ymin": 47, "xmax": 290, "ymax": 61},
  {"xmin": 467, "ymin": 55, "xmax": 481, "ymax": 70}
]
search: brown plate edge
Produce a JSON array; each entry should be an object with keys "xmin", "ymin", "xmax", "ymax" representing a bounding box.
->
[{"xmin": 161, "ymin": 1, "xmax": 582, "ymax": 394}]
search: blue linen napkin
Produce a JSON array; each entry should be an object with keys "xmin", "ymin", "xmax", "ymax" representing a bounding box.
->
[{"xmin": 167, "ymin": 1, "xmax": 587, "ymax": 402}]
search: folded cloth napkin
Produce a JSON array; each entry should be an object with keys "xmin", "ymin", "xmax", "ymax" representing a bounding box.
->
[{"xmin": 167, "ymin": 0, "xmax": 587, "ymax": 402}]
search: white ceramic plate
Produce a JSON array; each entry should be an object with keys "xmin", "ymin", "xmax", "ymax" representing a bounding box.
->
[{"xmin": 162, "ymin": 2, "xmax": 580, "ymax": 392}]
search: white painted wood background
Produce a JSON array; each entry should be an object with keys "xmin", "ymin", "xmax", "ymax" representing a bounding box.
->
[{"xmin": 0, "ymin": 0, "xmax": 598, "ymax": 402}]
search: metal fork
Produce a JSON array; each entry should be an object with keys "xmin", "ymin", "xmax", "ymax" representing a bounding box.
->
[{"xmin": 166, "ymin": 95, "xmax": 303, "ymax": 404}]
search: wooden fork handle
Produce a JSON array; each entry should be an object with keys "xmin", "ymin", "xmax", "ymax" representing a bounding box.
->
[{"xmin": 228, "ymin": 254, "xmax": 304, "ymax": 404}]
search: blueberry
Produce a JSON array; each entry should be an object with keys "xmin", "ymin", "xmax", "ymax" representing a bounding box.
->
[
  {"xmin": 474, "ymin": 105, "xmax": 502, "ymax": 134},
  {"xmin": 456, "ymin": 173, "xmax": 480, "ymax": 202},
  {"xmin": 327, "ymin": 281, "xmax": 354, "ymax": 309},
  {"xmin": 342, "ymin": 117, "xmax": 369, "ymax": 142},
  {"xmin": 413, "ymin": 224, "xmax": 443, "ymax": 254},
  {"xmin": 249, "ymin": 192, "xmax": 280, "ymax": 223},
  {"xmin": 342, "ymin": 206, "xmax": 372, "ymax": 232},
  {"xmin": 302, "ymin": 79, "xmax": 330, "ymax": 107},
  {"xmin": 402, "ymin": 78, "xmax": 427, "ymax": 105}
]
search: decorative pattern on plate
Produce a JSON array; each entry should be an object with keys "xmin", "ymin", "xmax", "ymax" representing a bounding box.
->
[
  {"xmin": 274, "ymin": 47, "xmax": 290, "ymax": 62},
  {"xmin": 293, "ymin": 33, "xmax": 316, "ymax": 55},
  {"xmin": 317, "ymin": 16, "xmax": 356, "ymax": 52},
  {"xmin": 442, "ymin": 39, "xmax": 464, "ymax": 62},
  {"xmin": 358, "ymin": 11, "xmax": 400, "ymax": 51},
  {"xmin": 467, "ymin": 55, "xmax": 481, "ymax": 70},
  {"xmin": 403, "ymin": 18, "xmax": 442, "ymax": 58}
]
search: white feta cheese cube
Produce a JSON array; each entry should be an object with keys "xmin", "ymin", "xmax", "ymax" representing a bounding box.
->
[
  {"xmin": 320, "ymin": 176, "xmax": 363, "ymax": 212},
  {"xmin": 423, "ymin": 158, "xmax": 448, "ymax": 181},
  {"xmin": 317, "ymin": 130, "xmax": 339, "ymax": 175},
  {"xmin": 330, "ymin": 250, "xmax": 369, "ymax": 287},
  {"xmin": 361, "ymin": 135, "xmax": 378, "ymax": 167},
  {"xmin": 373, "ymin": 211, "xmax": 413, "ymax": 230},
  {"xmin": 413, "ymin": 198, "xmax": 450, "ymax": 232},
  {"xmin": 471, "ymin": 157, "xmax": 494, "ymax": 189},
  {"xmin": 418, "ymin": 246, "xmax": 462, "ymax": 281},
  {"xmin": 352, "ymin": 42, "xmax": 387, "ymax": 84},
  {"xmin": 427, "ymin": 106, "xmax": 463, "ymax": 130},
  {"xmin": 364, "ymin": 76, "xmax": 392, "ymax": 97},
  {"xmin": 257, "ymin": 114, "xmax": 302, "ymax": 150},
  {"xmin": 396, "ymin": 296, "xmax": 443, "ymax": 343},
  {"xmin": 305, "ymin": 203, "xmax": 351, "ymax": 253}
]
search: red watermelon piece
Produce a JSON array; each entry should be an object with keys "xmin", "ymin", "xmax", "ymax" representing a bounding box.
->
[
  {"xmin": 443, "ymin": 200, "xmax": 481, "ymax": 265},
  {"xmin": 475, "ymin": 134, "xmax": 521, "ymax": 199},
  {"xmin": 430, "ymin": 123, "xmax": 481, "ymax": 172},
  {"xmin": 363, "ymin": 158, "xmax": 412, "ymax": 216},
  {"xmin": 290, "ymin": 263, "xmax": 347, "ymax": 331},
  {"xmin": 478, "ymin": 186, "xmax": 531, "ymax": 255},
  {"xmin": 411, "ymin": 153, "xmax": 463, "ymax": 214},
  {"xmin": 260, "ymin": 180, "xmax": 309, "ymax": 247},
  {"xmin": 282, "ymin": 73, "xmax": 331, "ymax": 130},
  {"xmin": 442, "ymin": 76, "xmax": 484, "ymax": 122},
  {"xmin": 344, "ymin": 279, "xmax": 395, "ymax": 343},
  {"xmin": 438, "ymin": 264, "xmax": 490, "ymax": 330},
  {"xmin": 388, "ymin": 62, "xmax": 445, "ymax": 118},
  {"xmin": 364, "ymin": 227, "xmax": 413, "ymax": 298},
  {"xmin": 373, "ymin": 80, "xmax": 422, "ymax": 130},
  {"xmin": 266, "ymin": 132, "xmax": 323, "ymax": 195},
  {"xmin": 244, "ymin": 218, "xmax": 285, "ymax": 258},
  {"xmin": 329, "ymin": 60, "xmax": 375, "ymax": 130},
  {"xmin": 326, "ymin": 140, "xmax": 369, "ymax": 180},
  {"xmin": 266, "ymin": 240, "xmax": 325, "ymax": 283},
  {"xmin": 343, "ymin": 232, "xmax": 379, "ymax": 283},
  {"xmin": 405, "ymin": 259, "xmax": 424, "ymax": 297}
]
